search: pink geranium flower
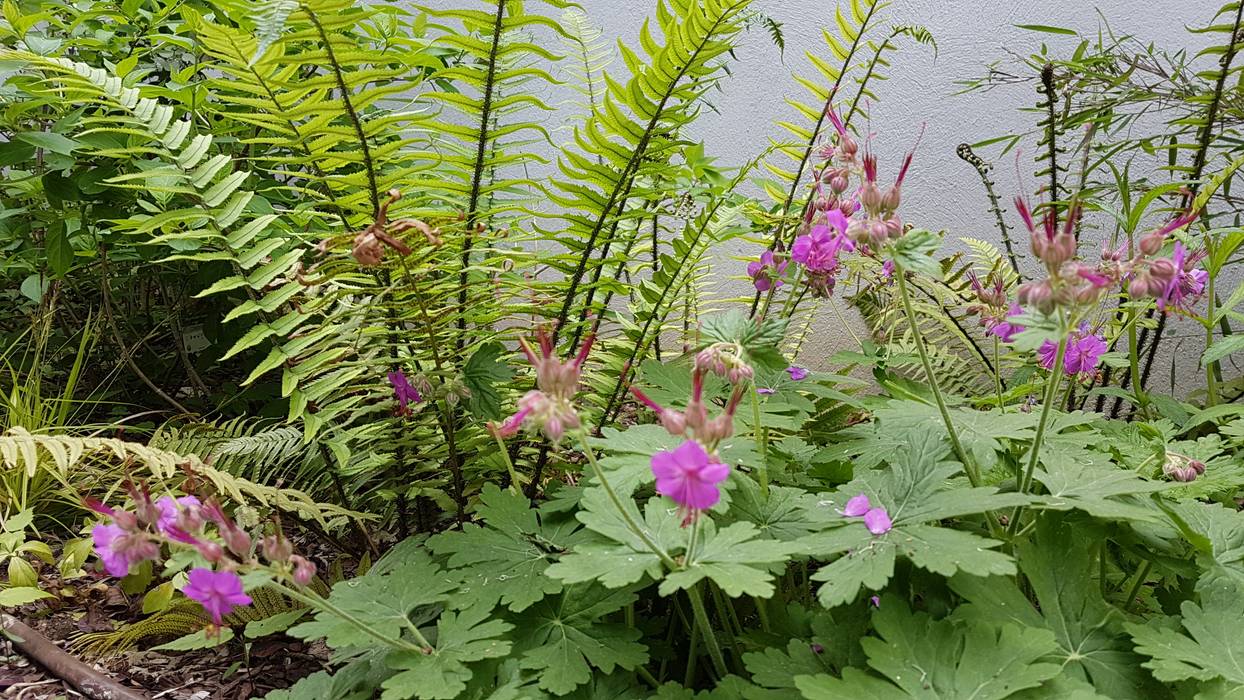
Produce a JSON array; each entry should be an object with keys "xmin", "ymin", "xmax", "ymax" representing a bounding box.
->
[
  {"xmin": 786, "ymin": 366, "xmax": 809, "ymax": 381},
  {"xmin": 92, "ymin": 523, "xmax": 157, "ymax": 578},
  {"xmin": 651, "ymin": 440, "xmax": 730, "ymax": 525},
  {"xmin": 1157, "ymin": 242, "xmax": 1208, "ymax": 312},
  {"xmin": 183, "ymin": 568, "xmax": 252, "ymax": 625},
  {"xmin": 1039, "ymin": 325, "xmax": 1106, "ymax": 379},
  {"xmin": 388, "ymin": 370, "xmax": 422, "ymax": 416},
  {"xmin": 747, "ymin": 250, "xmax": 788, "ymax": 292},
  {"xmin": 986, "ymin": 303, "xmax": 1024, "ymax": 343},
  {"xmin": 156, "ymin": 495, "xmax": 202, "ymax": 538}
]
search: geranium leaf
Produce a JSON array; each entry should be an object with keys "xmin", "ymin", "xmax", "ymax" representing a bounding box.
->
[
  {"xmin": 659, "ymin": 520, "xmax": 798, "ymax": 598},
  {"xmin": 381, "ymin": 605, "xmax": 512, "ymax": 700},
  {"xmin": 1126, "ymin": 574, "xmax": 1244, "ymax": 688},
  {"xmin": 795, "ymin": 596, "xmax": 1060, "ymax": 699},
  {"xmin": 511, "ymin": 583, "xmax": 648, "ymax": 695}
]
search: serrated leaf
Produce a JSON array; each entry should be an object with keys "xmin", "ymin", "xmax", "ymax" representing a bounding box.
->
[
  {"xmin": 381, "ymin": 605, "xmax": 512, "ymax": 700},
  {"xmin": 462, "ymin": 342, "xmax": 512, "ymax": 420},
  {"xmin": 1127, "ymin": 575, "xmax": 1244, "ymax": 688},
  {"xmin": 659, "ymin": 520, "xmax": 797, "ymax": 598},
  {"xmin": 512, "ymin": 584, "xmax": 648, "ymax": 695},
  {"xmin": 289, "ymin": 550, "xmax": 456, "ymax": 649}
]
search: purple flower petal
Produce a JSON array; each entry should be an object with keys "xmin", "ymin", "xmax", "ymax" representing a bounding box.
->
[
  {"xmin": 863, "ymin": 507, "xmax": 892, "ymax": 535},
  {"xmin": 786, "ymin": 366, "xmax": 809, "ymax": 381},
  {"xmin": 842, "ymin": 493, "xmax": 871, "ymax": 517}
]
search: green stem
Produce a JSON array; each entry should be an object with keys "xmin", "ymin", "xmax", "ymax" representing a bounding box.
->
[
  {"xmin": 1008, "ymin": 331, "xmax": 1068, "ymax": 536},
  {"xmin": 683, "ymin": 612, "xmax": 700, "ymax": 687},
  {"xmin": 993, "ymin": 336, "xmax": 1006, "ymax": 413},
  {"xmin": 491, "ymin": 427, "xmax": 523, "ymax": 495},
  {"xmin": 274, "ymin": 582, "xmax": 427, "ymax": 653},
  {"xmin": 750, "ymin": 383, "xmax": 769, "ymax": 498},
  {"xmin": 752, "ymin": 595, "xmax": 771, "ymax": 633},
  {"xmin": 1127, "ymin": 307, "xmax": 1149, "ymax": 417},
  {"xmin": 1205, "ymin": 236, "xmax": 1220, "ymax": 406},
  {"xmin": 687, "ymin": 584, "xmax": 728, "ymax": 679},
  {"xmin": 576, "ymin": 428, "xmax": 678, "ymax": 570},
  {"xmin": 894, "ymin": 267, "xmax": 983, "ymax": 487},
  {"xmin": 1122, "ymin": 560, "xmax": 1152, "ymax": 612}
]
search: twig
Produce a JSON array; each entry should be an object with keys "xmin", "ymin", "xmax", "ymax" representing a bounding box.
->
[{"xmin": 1, "ymin": 614, "xmax": 147, "ymax": 700}]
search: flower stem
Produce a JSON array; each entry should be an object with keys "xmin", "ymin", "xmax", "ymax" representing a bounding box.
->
[
  {"xmin": 894, "ymin": 267, "xmax": 983, "ymax": 487},
  {"xmin": 1122, "ymin": 560, "xmax": 1152, "ymax": 613},
  {"xmin": 1008, "ymin": 333, "xmax": 1068, "ymax": 536},
  {"xmin": 750, "ymin": 384, "xmax": 769, "ymax": 498},
  {"xmin": 575, "ymin": 428, "xmax": 677, "ymax": 570},
  {"xmin": 1127, "ymin": 306, "xmax": 1150, "ymax": 417},
  {"xmin": 274, "ymin": 582, "xmax": 428, "ymax": 653},
  {"xmin": 490, "ymin": 427, "xmax": 523, "ymax": 495},
  {"xmin": 993, "ymin": 336, "xmax": 1006, "ymax": 413},
  {"xmin": 686, "ymin": 583, "xmax": 728, "ymax": 679}
]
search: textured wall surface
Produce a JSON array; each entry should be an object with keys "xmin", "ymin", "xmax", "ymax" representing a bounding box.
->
[{"xmin": 425, "ymin": 0, "xmax": 1222, "ymax": 390}]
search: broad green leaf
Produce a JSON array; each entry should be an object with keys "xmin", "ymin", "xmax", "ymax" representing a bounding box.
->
[
  {"xmin": 659, "ymin": 520, "xmax": 798, "ymax": 598},
  {"xmin": 795, "ymin": 596, "xmax": 1060, "ymax": 699},
  {"xmin": 381, "ymin": 605, "xmax": 512, "ymax": 700},
  {"xmin": 15, "ymin": 130, "xmax": 80, "ymax": 155},
  {"xmin": 245, "ymin": 608, "xmax": 309, "ymax": 638},
  {"xmin": 289, "ymin": 550, "xmax": 457, "ymax": 649},
  {"xmin": 462, "ymin": 342, "xmax": 512, "ymax": 420},
  {"xmin": 511, "ymin": 584, "xmax": 648, "ymax": 695},
  {"xmin": 951, "ymin": 519, "xmax": 1156, "ymax": 698},
  {"xmin": 1127, "ymin": 575, "xmax": 1244, "ymax": 688},
  {"xmin": 428, "ymin": 484, "xmax": 575, "ymax": 612},
  {"xmin": 0, "ymin": 586, "xmax": 52, "ymax": 607}
]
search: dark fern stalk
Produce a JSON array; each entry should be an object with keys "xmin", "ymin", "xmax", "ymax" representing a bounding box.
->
[
  {"xmin": 1133, "ymin": 1, "xmax": 1244, "ymax": 403},
  {"xmin": 957, "ymin": 143, "xmax": 1021, "ymax": 278},
  {"xmin": 553, "ymin": 3, "xmax": 747, "ymax": 345},
  {"xmin": 748, "ymin": 0, "xmax": 884, "ymax": 317},
  {"xmin": 458, "ymin": 0, "xmax": 507, "ymax": 349},
  {"xmin": 305, "ymin": 8, "xmax": 380, "ymax": 217}
]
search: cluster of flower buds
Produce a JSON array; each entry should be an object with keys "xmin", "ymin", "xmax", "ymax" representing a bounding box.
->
[
  {"xmin": 629, "ymin": 343, "xmax": 752, "ymax": 451},
  {"xmin": 492, "ymin": 326, "xmax": 594, "ymax": 444},
  {"xmin": 846, "ymin": 151, "xmax": 910, "ymax": 250},
  {"xmin": 88, "ymin": 481, "xmax": 317, "ymax": 626},
  {"xmin": 1127, "ymin": 212, "xmax": 1207, "ymax": 313},
  {"xmin": 1162, "ymin": 452, "xmax": 1207, "ymax": 483},
  {"xmin": 964, "ymin": 270, "xmax": 1024, "ymax": 341}
]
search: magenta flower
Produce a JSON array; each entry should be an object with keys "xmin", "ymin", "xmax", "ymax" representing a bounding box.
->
[
  {"xmin": 388, "ymin": 370, "xmax": 422, "ymax": 416},
  {"xmin": 1038, "ymin": 326, "xmax": 1106, "ymax": 378},
  {"xmin": 986, "ymin": 303, "xmax": 1025, "ymax": 343},
  {"xmin": 870, "ymin": 595, "xmax": 881, "ymax": 608},
  {"xmin": 183, "ymin": 568, "xmax": 252, "ymax": 625},
  {"xmin": 881, "ymin": 259, "xmax": 895, "ymax": 282},
  {"xmin": 1157, "ymin": 242, "xmax": 1208, "ymax": 312},
  {"xmin": 791, "ymin": 210, "xmax": 853, "ymax": 273},
  {"xmin": 1065, "ymin": 331, "xmax": 1107, "ymax": 376},
  {"xmin": 651, "ymin": 440, "xmax": 730, "ymax": 525},
  {"xmin": 842, "ymin": 493, "xmax": 871, "ymax": 517},
  {"xmin": 92, "ymin": 523, "xmax": 157, "ymax": 578},
  {"xmin": 747, "ymin": 250, "xmax": 788, "ymax": 292},
  {"xmin": 786, "ymin": 366, "xmax": 809, "ymax": 381},
  {"xmin": 756, "ymin": 387, "xmax": 776, "ymax": 395},
  {"xmin": 156, "ymin": 495, "xmax": 201, "ymax": 538},
  {"xmin": 863, "ymin": 508, "xmax": 892, "ymax": 535}
]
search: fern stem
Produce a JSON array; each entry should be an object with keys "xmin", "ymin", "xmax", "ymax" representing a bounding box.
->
[
  {"xmin": 305, "ymin": 8, "xmax": 380, "ymax": 217},
  {"xmin": 894, "ymin": 265, "xmax": 987, "ymax": 491},
  {"xmin": 458, "ymin": 0, "xmax": 508, "ymax": 347},
  {"xmin": 957, "ymin": 143, "xmax": 1021, "ymax": 278},
  {"xmin": 1137, "ymin": 0, "xmax": 1244, "ymax": 392},
  {"xmin": 554, "ymin": 2, "xmax": 748, "ymax": 345},
  {"xmin": 1008, "ymin": 329, "xmax": 1068, "ymax": 536}
]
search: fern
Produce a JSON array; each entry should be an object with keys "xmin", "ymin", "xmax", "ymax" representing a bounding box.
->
[{"xmin": 0, "ymin": 427, "xmax": 366, "ymax": 528}]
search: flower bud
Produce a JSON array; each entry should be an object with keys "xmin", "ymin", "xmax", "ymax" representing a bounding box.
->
[
  {"xmin": 196, "ymin": 540, "xmax": 224, "ymax": 563},
  {"xmin": 885, "ymin": 216, "xmax": 903, "ymax": 239},
  {"xmin": 221, "ymin": 526, "xmax": 252, "ymax": 558},
  {"xmin": 881, "ymin": 185, "xmax": 901, "ymax": 212},
  {"xmin": 291, "ymin": 555, "xmax": 316, "ymax": 586},
  {"xmin": 660, "ymin": 410, "xmax": 687, "ymax": 435},
  {"xmin": 263, "ymin": 535, "xmax": 293, "ymax": 564},
  {"xmin": 1139, "ymin": 232, "xmax": 1164, "ymax": 256},
  {"xmin": 859, "ymin": 182, "xmax": 882, "ymax": 213},
  {"xmin": 1149, "ymin": 258, "xmax": 1176, "ymax": 283},
  {"xmin": 831, "ymin": 175, "xmax": 848, "ymax": 194},
  {"xmin": 1128, "ymin": 275, "xmax": 1150, "ymax": 299}
]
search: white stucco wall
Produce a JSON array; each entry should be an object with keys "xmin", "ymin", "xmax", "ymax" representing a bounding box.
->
[
  {"xmin": 564, "ymin": 0, "xmax": 1221, "ymax": 392},
  {"xmin": 424, "ymin": 0, "xmax": 1224, "ymax": 392}
]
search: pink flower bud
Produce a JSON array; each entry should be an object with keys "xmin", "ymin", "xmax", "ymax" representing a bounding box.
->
[
  {"xmin": 1128, "ymin": 276, "xmax": 1150, "ymax": 299},
  {"xmin": 661, "ymin": 410, "xmax": 687, "ymax": 435},
  {"xmin": 1139, "ymin": 232, "xmax": 1164, "ymax": 256},
  {"xmin": 881, "ymin": 185, "xmax": 901, "ymax": 212},
  {"xmin": 831, "ymin": 175, "xmax": 848, "ymax": 193},
  {"xmin": 885, "ymin": 217, "xmax": 903, "ymax": 239},
  {"xmin": 222, "ymin": 526, "xmax": 251, "ymax": 558},
  {"xmin": 860, "ymin": 182, "xmax": 882, "ymax": 213},
  {"xmin": 196, "ymin": 540, "xmax": 225, "ymax": 563},
  {"xmin": 290, "ymin": 555, "xmax": 316, "ymax": 586},
  {"xmin": 262, "ymin": 535, "xmax": 293, "ymax": 563},
  {"xmin": 1149, "ymin": 258, "xmax": 1176, "ymax": 283}
]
